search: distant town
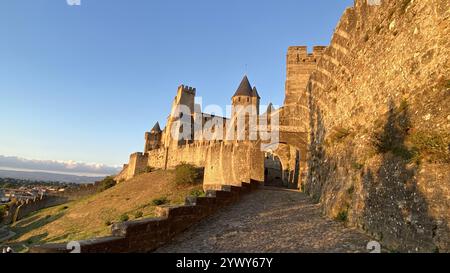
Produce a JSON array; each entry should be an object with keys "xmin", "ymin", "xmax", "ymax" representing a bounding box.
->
[{"xmin": 0, "ymin": 177, "xmax": 92, "ymax": 204}]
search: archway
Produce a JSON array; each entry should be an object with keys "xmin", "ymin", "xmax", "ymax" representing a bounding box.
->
[{"xmin": 264, "ymin": 153, "xmax": 285, "ymax": 187}]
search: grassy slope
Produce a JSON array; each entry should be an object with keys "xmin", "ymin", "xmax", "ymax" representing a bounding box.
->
[{"xmin": 6, "ymin": 170, "xmax": 202, "ymax": 252}]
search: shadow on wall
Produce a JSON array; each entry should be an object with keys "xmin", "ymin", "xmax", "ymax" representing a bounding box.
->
[
  {"xmin": 362, "ymin": 100, "xmax": 449, "ymax": 252},
  {"xmin": 305, "ymin": 91, "xmax": 449, "ymax": 252},
  {"xmin": 305, "ymin": 83, "xmax": 334, "ymax": 203}
]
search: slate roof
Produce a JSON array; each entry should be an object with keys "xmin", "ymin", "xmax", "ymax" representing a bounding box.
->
[
  {"xmin": 151, "ymin": 122, "xmax": 162, "ymax": 133},
  {"xmin": 233, "ymin": 76, "xmax": 254, "ymax": 97}
]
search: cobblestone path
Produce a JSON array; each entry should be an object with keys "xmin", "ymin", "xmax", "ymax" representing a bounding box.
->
[{"xmin": 156, "ymin": 188, "xmax": 373, "ymax": 253}]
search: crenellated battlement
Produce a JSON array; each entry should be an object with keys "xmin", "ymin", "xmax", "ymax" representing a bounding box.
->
[
  {"xmin": 284, "ymin": 45, "xmax": 325, "ymax": 106},
  {"xmin": 287, "ymin": 46, "xmax": 326, "ymax": 65},
  {"xmin": 178, "ymin": 84, "xmax": 196, "ymax": 95}
]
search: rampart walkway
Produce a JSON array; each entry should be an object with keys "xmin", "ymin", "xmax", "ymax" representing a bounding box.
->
[{"xmin": 156, "ymin": 188, "xmax": 373, "ymax": 253}]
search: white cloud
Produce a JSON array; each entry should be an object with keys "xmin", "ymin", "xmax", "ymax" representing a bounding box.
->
[{"xmin": 0, "ymin": 155, "xmax": 121, "ymax": 176}]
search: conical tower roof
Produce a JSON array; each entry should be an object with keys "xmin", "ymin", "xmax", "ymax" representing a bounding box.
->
[
  {"xmin": 252, "ymin": 87, "xmax": 260, "ymax": 98},
  {"xmin": 151, "ymin": 122, "xmax": 162, "ymax": 133},
  {"xmin": 233, "ymin": 75, "xmax": 253, "ymax": 97}
]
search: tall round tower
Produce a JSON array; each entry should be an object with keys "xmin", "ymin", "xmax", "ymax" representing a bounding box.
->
[{"xmin": 231, "ymin": 76, "xmax": 260, "ymax": 141}]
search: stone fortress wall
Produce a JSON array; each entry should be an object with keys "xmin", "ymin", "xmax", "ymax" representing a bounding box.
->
[
  {"xmin": 2, "ymin": 183, "xmax": 99, "ymax": 225},
  {"xmin": 304, "ymin": 0, "xmax": 449, "ymax": 252},
  {"xmin": 119, "ymin": 141, "xmax": 264, "ymax": 190}
]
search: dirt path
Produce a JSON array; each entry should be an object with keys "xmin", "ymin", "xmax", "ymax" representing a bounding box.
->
[{"xmin": 156, "ymin": 188, "xmax": 373, "ymax": 253}]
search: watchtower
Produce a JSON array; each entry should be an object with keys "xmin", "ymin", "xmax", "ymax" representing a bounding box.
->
[
  {"xmin": 144, "ymin": 122, "xmax": 162, "ymax": 152},
  {"xmin": 231, "ymin": 76, "xmax": 260, "ymax": 141}
]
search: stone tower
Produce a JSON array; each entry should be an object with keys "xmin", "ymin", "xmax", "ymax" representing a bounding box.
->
[
  {"xmin": 231, "ymin": 76, "xmax": 260, "ymax": 141},
  {"xmin": 284, "ymin": 46, "xmax": 325, "ymax": 106},
  {"xmin": 144, "ymin": 122, "xmax": 162, "ymax": 152},
  {"xmin": 164, "ymin": 85, "xmax": 196, "ymax": 147}
]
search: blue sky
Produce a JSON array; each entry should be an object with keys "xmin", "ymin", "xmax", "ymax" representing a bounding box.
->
[{"xmin": 0, "ymin": 0, "xmax": 353, "ymax": 170}]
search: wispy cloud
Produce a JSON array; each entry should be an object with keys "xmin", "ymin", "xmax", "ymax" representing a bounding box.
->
[{"xmin": 0, "ymin": 155, "xmax": 121, "ymax": 176}]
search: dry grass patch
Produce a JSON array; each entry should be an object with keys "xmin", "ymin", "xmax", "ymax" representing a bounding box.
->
[{"xmin": 7, "ymin": 170, "xmax": 202, "ymax": 250}]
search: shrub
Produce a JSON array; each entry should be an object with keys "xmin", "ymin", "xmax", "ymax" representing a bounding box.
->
[
  {"xmin": 119, "ymin": 214, "xmax": 129, "ymax": 222},
  {"xmin": 134, "ymin": 211, "xmax": 143, "ymax": 219},
  {"xmin": 152, "ymin": 196, "xmax": 169, "ymax": 206},
  {"xmin": 190, "ymin": 189, "xmax": 205, "ymax": 198},
  {"xmin": 336, "ymin": 210, "xmax": 348, "ymax": 222},
  {"xmin": 173, "ymin": 163, "xmax": 201, "ymax": 185},
  {"xmin": 98, "ymin": 176, "xmax": 117, "ymax": 192}
]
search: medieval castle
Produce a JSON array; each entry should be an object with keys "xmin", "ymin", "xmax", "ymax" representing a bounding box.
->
[
  {"xmin": 115, "ymin": 44, "xmax": 327, "ymax": 191},
  {"xmin": 108, "ymin": 0, "xmax": 449, "ymax": 252}
]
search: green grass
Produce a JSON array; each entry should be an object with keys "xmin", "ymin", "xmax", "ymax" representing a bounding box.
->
[
  {"xmin": 119, "ymin": 214, "xmax": 129, "ymax": 222},
  {"xmin": 58, "ymin": 206, "xmax": 69, "ymax": 212},
  {"xmin": 134, "ymin": 211, "xmax": 143, "ymax": 219},
  {"xmin": 409, "ymin": 131, "xmax": 449, "ymax": 163},
  {"xmin": 151, "ymin": 196, "xmax": 169, "ymax": 206}
]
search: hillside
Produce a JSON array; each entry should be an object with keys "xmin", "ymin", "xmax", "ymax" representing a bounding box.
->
[{"xmin": 5, "ymin": 170, "xmax": 202, "ymax": 252}]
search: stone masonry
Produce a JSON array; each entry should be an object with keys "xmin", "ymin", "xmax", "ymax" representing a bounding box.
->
[{"xmin": 113, "ymin": 0, "xmax": 449, "ymax": 252}]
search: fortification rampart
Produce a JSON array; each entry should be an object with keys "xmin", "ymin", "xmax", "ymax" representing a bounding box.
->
[
  {"xmin": 204, "ymin": 141, "xmax": 264, "ymax": 190},
  {"xmin": 29, "ymin": 181, "xmax": 260, "ymax": 253},
  {"xmin": 2, "ymin": 184, "xmax": 99, "ymax": 225},
  {"xmin": 122, "ymin": 140, "xmax": 265, "ymax": 190},
  {"xmin": 2, "ymin": 195, "xmax": 65, "ymax": 225},
  {"xmin": 304, "ymin": 0, "xmax": 450, "ymax": 252}
]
